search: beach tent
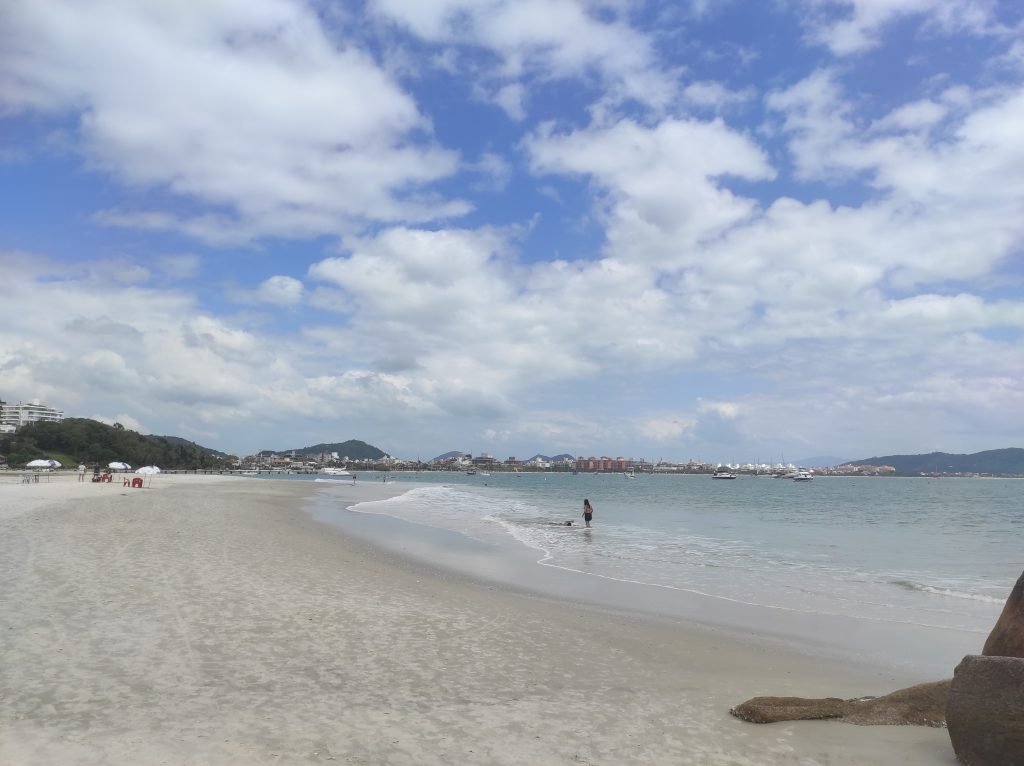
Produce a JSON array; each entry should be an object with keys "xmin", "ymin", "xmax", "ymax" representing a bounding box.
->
[
  {"xmin": 135, "ymin": 465, "xmax": 161, "ymax": 487},
  {"xmin": 26, "ymin": 459, "xmax": 61, "ymax": 469},
  {"xmin": 108, "ymin": 461, "xmax": 131, "ymax": 471}
]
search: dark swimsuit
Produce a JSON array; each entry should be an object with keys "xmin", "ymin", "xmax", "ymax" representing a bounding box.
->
[{"xmin": 584, "ymin": 512, "xmax": 593, "ymax": 522}]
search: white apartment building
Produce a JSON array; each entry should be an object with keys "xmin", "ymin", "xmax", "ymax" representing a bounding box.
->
[{"xmin": 0, "ymin": 399, "xmax": 65, "ymax": 431}]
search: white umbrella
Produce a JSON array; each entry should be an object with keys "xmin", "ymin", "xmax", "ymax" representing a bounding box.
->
[
  {"xmin": 108, "ymin": 461, "xmax": 131, "ymax": 470},
  {"xmin": 26, "ymin": 458, "xmax": 61, "ymax": 468},
  {"xmin": 135, "ymin": 465, "xmax": 160, "ymax": 487}
]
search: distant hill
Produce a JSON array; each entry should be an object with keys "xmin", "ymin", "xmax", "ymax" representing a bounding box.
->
[
  {"xmin": 0, "ymin": 418, "xmax": 231, "ymax": 469},
  {"xmin": 526, "ymin": 453, "xmax": 576, "ymax": 463},
  {"xmin": 843, "ymin": 448, "xmax": 1024, "ymax": 475},
  {"xmin": 277, "ymin": 440, "xmax": 387, "ymax": 461},
  {"xmin": 431, "ymin": 451, "xmax": 467, "ymax": 463},
  {"xmin": 794, "ymin": 455, "xmax": 849, "ymax": 468}
]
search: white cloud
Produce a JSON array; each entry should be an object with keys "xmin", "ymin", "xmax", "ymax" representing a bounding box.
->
[
  {"xmin": 639, "ymin": 416, "xmax": 693, "ymax": 442},
  {"xmin": 470, "ymin": 152, "xmax": 513, "ymax": 192},
  {"xmin": 802, "ymin": 0, "xmax": 998, "ymax": 55},
  {"xmin": 870, "ymin": 98, "xmax": 948, "ymax": 132},
  {"xmin": 682, "ymin": 80, "xmax": 753, "ymax": 109},
  {"xmin": 527, "ymin": 116, "xmax": 775, "ymax": 266},
  {"xmin": 2, "ymin": 0, "xmax": 468, "ymax": 243},
  {"xmin": 371, "ymin": 0, "xmax": 677, "ymax": 111},
  {"xmin": 494, "ymin": 83, "xmax": 527, "ymax": 121},
  {"xmin": 154, "ymin": 254, "xmax": 201, "ymax": 280},
  {"xmin": 764, "ymin": 72, "xmax": 1024, "ymax": 291},
  {"xmin": 255, "ymin": 276, "xmax": 304, "ymax": 306},
  {"xmin": 698, "ymin": 401, "xmax": 740, "ymax": 419}
]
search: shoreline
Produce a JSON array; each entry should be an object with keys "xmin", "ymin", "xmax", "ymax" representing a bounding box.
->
[
  {"xmin": 309, "ymin": 479, "xmax": 984, "ymax": 681},
  {"xmin": 1, "ymin": 475, "xmax": 957, "ymax": 764}
]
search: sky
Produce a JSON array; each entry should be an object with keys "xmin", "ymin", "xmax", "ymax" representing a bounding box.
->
[{"xmin": 1, "ymin": 0, "xmax": 1023, "ymax": 463}]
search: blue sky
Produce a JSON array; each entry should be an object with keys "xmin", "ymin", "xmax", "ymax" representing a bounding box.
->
[{"xmin": 1, "ymin": 0, "xmax": 1022, "ymax": 462}]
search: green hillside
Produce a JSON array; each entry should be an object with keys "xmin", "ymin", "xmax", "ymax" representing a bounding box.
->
[
  {"xmin": 151, "ymin": 435, "xmax": 230, "ymax": 458},
  {"xmin": 0, "ymin": 418, "xmax": 231, "ymax": 469},
  {"xmin": 845, "ymin": 448, "xmax": 1024, "ymax": 475}
]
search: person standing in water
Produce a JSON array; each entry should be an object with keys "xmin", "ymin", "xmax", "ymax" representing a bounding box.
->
[{"xmin": 582, "ymin": 498, "xmax": 594, "ymax": 528}]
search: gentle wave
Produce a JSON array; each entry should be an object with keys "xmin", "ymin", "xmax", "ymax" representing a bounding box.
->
[
  {"xmin": 889, "ymin": 579, "xmax": 1004, "ymax": 604},
  {"xmin": 328, "ymin": 476, "xmax": 1010, "ymax": 632}
]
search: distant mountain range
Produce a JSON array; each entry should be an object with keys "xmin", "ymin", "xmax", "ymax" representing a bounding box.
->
[
  {"xmin": 843, "ymin": 448, "xmax": 1024, "ymax": 475},
  {"xmin": 264, "ymin": 440, "xmax": 387, "ymax": 461}
]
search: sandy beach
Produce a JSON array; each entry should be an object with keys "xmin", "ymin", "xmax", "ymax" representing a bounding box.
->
[{"xmin": 0, "ymin": 475, "xmax": 956, "ymax": 765}]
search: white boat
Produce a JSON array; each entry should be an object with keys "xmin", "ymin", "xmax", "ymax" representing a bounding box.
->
[
  {"xmin": 792, "ymin": 470, "xmax": 814, "ymax": 482},
  {"xmin": 320, "ymin": 467, "xmax": 350, "ymax": 477},
  {"xmin": 712, "ymin": 468, "xmax": 737, "ymax": 479},
  {"xmin": 624, "ymin": 469, "xmax": 636, "ymax": 479}
]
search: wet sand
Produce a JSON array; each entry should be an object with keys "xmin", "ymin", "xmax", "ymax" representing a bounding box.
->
[{"xmin": 0, "ymin": 475, "xmax": 956, "ymax": 764}]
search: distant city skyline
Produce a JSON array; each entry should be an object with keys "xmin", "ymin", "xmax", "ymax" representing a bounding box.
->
[{"xmin": 2, "ymin": 1, "xmax": 1022, "ymax": 460}]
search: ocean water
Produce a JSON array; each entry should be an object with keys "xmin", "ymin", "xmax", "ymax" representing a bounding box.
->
[{"xmin": 336, "ymin": 472, "xmax": 1020, "ymax": 637}]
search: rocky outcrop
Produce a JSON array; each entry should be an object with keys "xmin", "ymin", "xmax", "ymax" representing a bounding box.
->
[
  {"xmin": 841, "ymin": 680, "xmax": 950, "ymax": 726},
  {"xmin": 946, "ymin": 655, "xmax": 1024, "ymax": 766},
  {"xmin": 731, "ymin": 696, "xmax": 849, "ymax": 724},
  {"xmin": 731, "ymin": 569, "xmax": 1024, "ymax": 731},
  {"xmin": 730, "ymin": 680, "xmax": 949, "ymax": 727},
  {"xmin": 982, "ymin": 570, "xmax": 1024, "ymax": 658}
]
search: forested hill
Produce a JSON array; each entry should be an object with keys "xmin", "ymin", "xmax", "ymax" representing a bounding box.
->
[
  {"xmin": 278, "ymin": 440, "xmax": 387, "ymax": 460},
  {"xmin": 150, "ymin": 434, "xmax": 230, "ymax": 458},
  {"xmin": 844, "ymin": 448, "xmax": 1024, "ymax": 475},
  {"xmin": 0, "ymin": 418, "xmax": 231, "ymax": 469}
]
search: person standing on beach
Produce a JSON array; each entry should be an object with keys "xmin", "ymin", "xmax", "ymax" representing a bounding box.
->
[
  {"xmin": 78, "ymin": 464, "xmax": 86, "ymax": 482},
  {"xmin": 582, "ymin": 499, "xmax": 594, "ymax": 528}
]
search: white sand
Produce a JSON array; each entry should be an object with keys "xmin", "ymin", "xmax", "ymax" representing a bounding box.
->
[{"xmin": 0, "ymin": 476, "xmax": 956, "ymax": 765}]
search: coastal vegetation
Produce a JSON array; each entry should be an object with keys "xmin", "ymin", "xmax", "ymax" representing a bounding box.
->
[
  {"xmin": 844, "ymin": 449, "xmax": 1024, "ymax": 476},
  {"xmin": 0, "ymin": 418, "xmax": 232, "ymax": 469}
]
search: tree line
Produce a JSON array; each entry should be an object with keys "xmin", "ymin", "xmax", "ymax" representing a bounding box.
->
[{"xmin": 0, "ymin": 418, "xmax": 232, "ymax": 469}]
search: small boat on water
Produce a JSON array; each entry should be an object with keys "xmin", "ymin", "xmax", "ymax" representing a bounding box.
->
[
  {"xmin": 792, "ymin": 470, "xmax": 814, "ymax": 482},
  {"xmin": 712, "ymin": 467, "xmax": 738, "ymax": 479},
  {"xmin": 320, "ymin": 467, "xmax": 350, "ymax": 477},
  {"xmin": 466, "ymin": 468, "xmax": 477, "ymax": 475}
]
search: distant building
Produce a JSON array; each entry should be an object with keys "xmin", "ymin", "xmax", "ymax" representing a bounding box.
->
[
  {"xmin": 0, "ymin": 399, "xmax": 64, "ymax": 431},
  {"xmin": 575, "ymin": 456, "xmax": 634, "ymax": 472}
]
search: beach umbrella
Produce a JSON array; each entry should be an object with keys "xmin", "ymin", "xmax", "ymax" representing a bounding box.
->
[
  {"xmin": 26, "ymin": 458, "xmax": 61, "ymax": 468},
  {"xmin": 108, "ymin": 461, "xmax": 131, "ymax": 470},
  {"xmin": 135, "ymin": 465, "xmax": 160, "ymax": 487}
]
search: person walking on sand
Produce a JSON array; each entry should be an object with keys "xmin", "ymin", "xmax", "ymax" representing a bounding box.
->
[{"xmin": 582, "ymin": 498, "xmax": 594, "ymax": 528}]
